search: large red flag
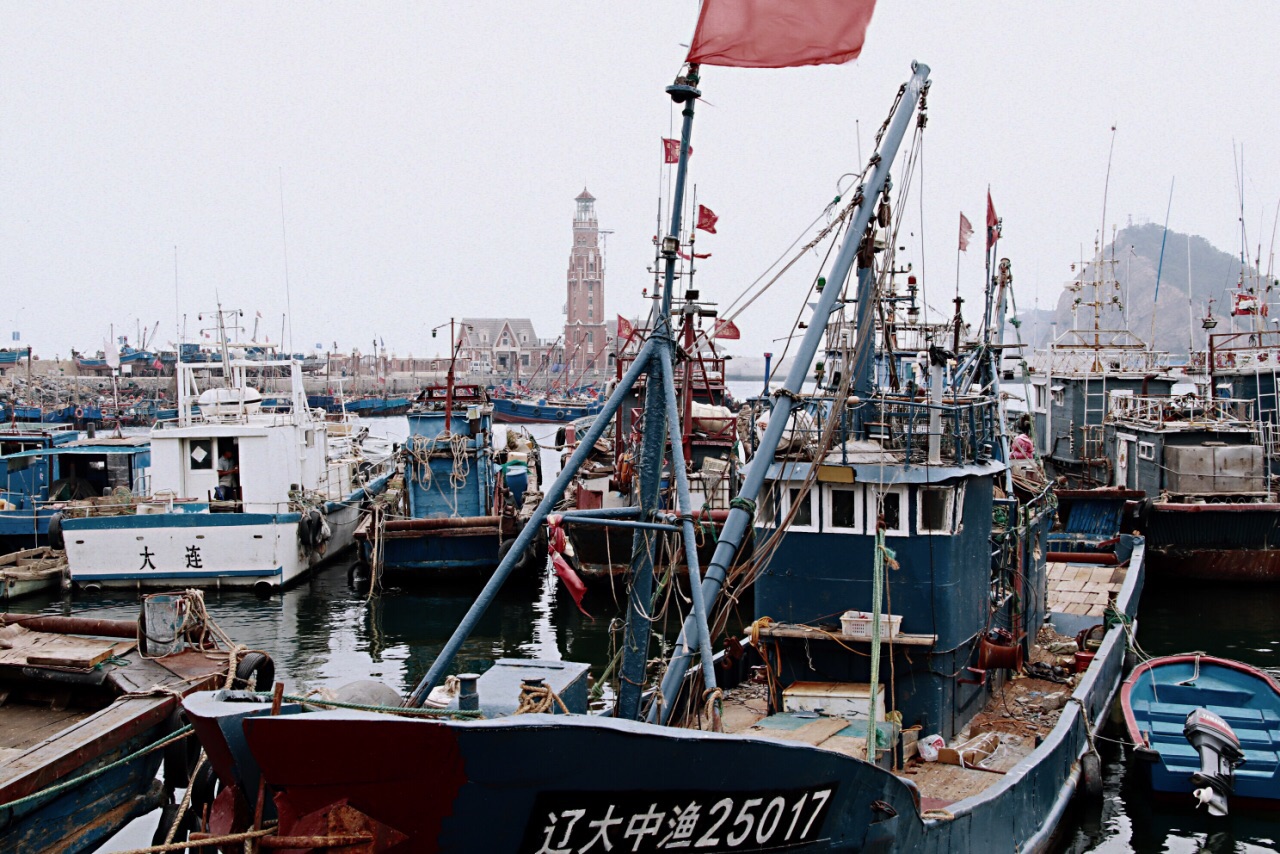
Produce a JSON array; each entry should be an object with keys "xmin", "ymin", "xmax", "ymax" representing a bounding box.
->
[
  {"xmin": 958, "ymin": 212, "xmax": 974, "ymax": 252},
  {"xmin": 696, "ymin": 205, "xmax": 719, "ymax": 234},
  {"xmin": 687, "ymin": 0, "xmax": 877, "ymax": 69},
  {"xmin": 986, "ymin": 192, "xmax": 1000, "ymax": 249}
]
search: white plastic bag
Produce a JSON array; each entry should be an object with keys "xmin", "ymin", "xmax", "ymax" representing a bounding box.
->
[{"xmin": 919, "ymin": 733, "xmax": 944, "ymax": 763}]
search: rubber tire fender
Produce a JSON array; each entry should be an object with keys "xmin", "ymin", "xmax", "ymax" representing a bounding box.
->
[
  {"xmin": 47, "ymin": 511, "xmax": 65, "ymax": 551},
  {"xmin": 308, "ymin": 508, "xmax": 326, "ymax": 544},
  {"xmin": 297, "ymin": 508, "xmax": 322, "ymax": 549},
  {"xmin": 234, "ymin": 651, "xmax": 276, "ymax": 692},
  {"xmin": 152, "ymin": 798, "xmax": 199, "ymax": 847},
  {"xmin": 1080, "ymin": 751, "xmax": 1104, "ymax": 800},
  {"xmin": 162, "ymin": 706, "xmax": 201, "ymax": 791}
]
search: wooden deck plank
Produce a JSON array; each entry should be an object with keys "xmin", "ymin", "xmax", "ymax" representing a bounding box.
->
[
  {"xmin": 0, "ymin": 704, "xmax": 97, "ymax": 752},
  {"xmin": 746, "ymin": 716, "xmax": 848, "ymax": 746},
  {"xmin": 754, "ymin": 623, "xmax": 937, "ymax": 647}
]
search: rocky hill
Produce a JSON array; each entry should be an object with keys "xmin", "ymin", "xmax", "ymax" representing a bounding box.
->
[{"xmin": 1016, "ymin": 224, "xmax": 1269, "ymax": 355}]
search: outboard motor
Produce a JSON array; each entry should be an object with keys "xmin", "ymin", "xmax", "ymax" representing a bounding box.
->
[{"xmin": 1183, "ymin": 708, "xmax": 1245, "ymax": 816}]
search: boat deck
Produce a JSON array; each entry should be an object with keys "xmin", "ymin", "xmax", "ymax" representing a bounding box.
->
[
  {"xmin": 701, "ymin": 554, "xmax": 1128, "ymax": 811},
  {"xmin": 1046, "ymin": 561, "xmax": 1127, "ymax": 617}
]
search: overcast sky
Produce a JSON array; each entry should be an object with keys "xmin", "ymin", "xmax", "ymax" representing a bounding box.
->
[{"xmin": 3, "ymin": 3, "xmax": 1279, "ymax": 362}]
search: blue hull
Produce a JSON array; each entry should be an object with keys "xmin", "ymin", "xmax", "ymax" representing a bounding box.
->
[
  {"xmin": 184, "ymin": 542, "xmax": 1146, "ymax": 852},
  {"xmin": 0, "ymin": 508, "xmax": 59, "ymax": 552},
  {"xmin": 491, "ymin": 397, "xmax": 601, "ymax": 424},
  {"xmin": 0, "ymin": 722, "xmax": 168, "ymax": 853},
  {"xmin": 366, "ymin": 529, "xmax": 501, "ymax": 577},
  {"xmin": 1122, "ymin": 655, "xmax": 1280, "ymax": 804}
]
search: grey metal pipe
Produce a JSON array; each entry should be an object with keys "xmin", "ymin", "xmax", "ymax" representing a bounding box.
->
[
  {"xmin": 562, "ymin": 517, "xmax": 681, "ymax": 533},
  {"xmin": 616, "ymin": 76, "xmax": 700, "ymax": 721},
  {"xmin": 406, "ymin": 336, "xmax": 659, "ymax": 707},
  {"xmin": 658, "ymin": 344, "xmax": 719, "ymax": 707},
  {"xmin": 653, "ymin": 62, "xmax": 932, "ymax": 724},
  {"xmin": 558, "ymin": 507, "xmax": 643, "ymax": 520}
]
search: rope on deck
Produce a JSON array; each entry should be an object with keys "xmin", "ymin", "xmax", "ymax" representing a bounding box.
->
[
  {"xmin": 109, "ymin": 826, "xmax": 277, "ymax": 854},
  {"xmin": 257, "ymin": 691, "xmax": 483, "ymax": 718}
]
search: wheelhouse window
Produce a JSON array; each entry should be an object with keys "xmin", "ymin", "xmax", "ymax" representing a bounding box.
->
[
  {"xmin": 785, "ymin": 485, "xmax": 817, "ymax": 531},
  {"xmin": 917, "ymin": 486, "xmax": 956, "ymax": 535},
  {"xmin": 188, "ymin": 439, "xmax": 213, "ymax": 470},
  {"xmin": 757, "ymin": 485, "xmax": 779, "ymax": 529},
  {"xmin": 824, "ymin": 484, "xmax": 862, "ymax": 534},
  {"xmin": 1138, "ymin": 441, "xmax": 1155, "ymax": 460},
  {"xmin": 869, "ymin": 485, "xmax": 908, "ymax": 536}
]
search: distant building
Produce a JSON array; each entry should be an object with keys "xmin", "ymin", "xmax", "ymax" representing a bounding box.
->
[
  {"xmin": 563, "ymin": 189, "xmax": 612, "ymax": 376},
  {"xmin": 457, "ymin": 318, "xmax": 542, "ymax": 375}
]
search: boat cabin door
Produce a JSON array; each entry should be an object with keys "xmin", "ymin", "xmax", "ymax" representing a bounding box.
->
[{"xmin": 1115, "ymin": 432, "xmax": 1135, "ymax": 489}]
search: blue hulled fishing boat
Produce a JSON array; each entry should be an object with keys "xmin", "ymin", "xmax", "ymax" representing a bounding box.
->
[
  {"xmin": 355, "ymin": 383, "xmax": 544, "ymax": 582},
  {"xmin": 1122, "ymin": 654, "xmax": 1280, "ymax": 815},
  {"xmin": 0, "ymin": 425, "xmax": 98, "ymax": 551},
  {"xmin": 491, "ymin": 394, "xmax": 602, "ymax": 425},
  {"xmin": 178, "ymin": 52, "xmax": 1146, "ymax": 852}
]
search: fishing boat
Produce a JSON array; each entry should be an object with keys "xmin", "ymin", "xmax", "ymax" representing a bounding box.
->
[
  {"xmin": 562, "ymin": 294, "xmax": 741, "ymax": 583},
  {"xmin": 345, "ymin": 396, "xmax": 412, "ymax": 418},
  {"xmin": 0, "ymin": 591, "xmax": 273, "ymax": 853},
  {"xmin": 0, "ymin": 546, "xmax": 65, "ymax": 600},
  {"xmin": 1027, "ymin": 241, "xmax": 1174, "ymax": 488},
  {"xmin": 57, "ymin": 307, "xmax": 393, "ymax": 590},
  {"xmin": 0, "ymin": 432, "xmax": 148, "ymax": 553},
  {"xmin": 180, "ymin": 56, "xmax": 1147, "ymax": 852},
  {"xmin": 355, "ymin": 383, "xmax": 545, "ymax": 582},
  {"xmin": 0, "ymin": 349, "xmax": 25, "ymax": 368},
  {"xmin": 1102, "ymin": 392, "xmax": 1280, "ymax": 580},
  {"xmin": 1121, "ymin": 653, "xmax": 1280, "ymax": 815},
  {"xmin": 491, "ymin": 394, "xmax": 602, "ymax": 425}
]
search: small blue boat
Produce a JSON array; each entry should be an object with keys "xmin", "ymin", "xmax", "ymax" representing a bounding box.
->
[
  {"xmin": 491, "ymin": 394, "xmax": 601, "ymax": 424},
  {"xmin": 1122, "ymin": 654, "xmax": 1280, "ymax": 814}
]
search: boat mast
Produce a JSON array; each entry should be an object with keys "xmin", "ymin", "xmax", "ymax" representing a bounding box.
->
[
  {"xmin": 404, "ymin": 67, "xmax": 715, "ymax": 710},
  {"xmin": 651, "ymin": 62, "xmax": 933, "ymax": 724},
  {"xmin": 616, "ymin": 67, "xmax": 704, "ymax": 721}
]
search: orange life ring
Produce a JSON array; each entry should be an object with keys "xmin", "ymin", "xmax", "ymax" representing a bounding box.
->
[{"xmin": 74, "ymin": 407, "xmax": 84, "ymax": 418}]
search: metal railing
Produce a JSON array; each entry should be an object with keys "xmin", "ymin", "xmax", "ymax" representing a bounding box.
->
[
  {"xmin": 778, "ymin": 394, "xmax": 1000, "ymax": 467},
  {"xmin": 1034, "ymin": 342, "xmax": 1168, "ymax": 376},
  {"xmin": 1108, "ymin": 394, "xmax": 1256, "ymax": 428}
]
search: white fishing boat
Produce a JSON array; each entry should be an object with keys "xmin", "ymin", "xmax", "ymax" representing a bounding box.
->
[{"xmin": 60, "ymin": 309, "xmax": 392, "ymax": 590}]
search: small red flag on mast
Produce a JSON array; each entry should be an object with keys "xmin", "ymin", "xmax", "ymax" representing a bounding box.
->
[
  {"xmin": 986, "ymin": 192, "xmax": 1001, "ymax": 249},
  {"xmin": 958, "ymin": 213, "xmax": 974, "ymax": 252},
  {"xmin": 687, "ymin": 0, "xmax": 877, "ymax": 69},
  {"xmin": 662, "ymin": 138, "xmax": 690, "ymax": 163},
  {"xmin": 696, "ymin": 205, "xmax": 719, "ymax": 234},
  {"xmin": 616, "ymin": 315, "xmax": 635, "ymax": 344},
  {"xmin": 712, "ymin": 318, "xmax": 741, "ymax": 339}
]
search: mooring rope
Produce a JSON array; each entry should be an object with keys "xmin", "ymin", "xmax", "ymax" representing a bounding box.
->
[{"xmin": 513, "ymin": 682, "xmax": 570, "ymax": 715}]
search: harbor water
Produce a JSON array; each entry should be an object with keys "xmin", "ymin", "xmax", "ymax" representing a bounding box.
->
[{"xmin": 5, "ymin": 404, "xmax": 1277, "ymax": 852}]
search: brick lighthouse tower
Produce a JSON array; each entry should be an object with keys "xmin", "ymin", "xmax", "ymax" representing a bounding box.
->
[{"xmin": 563, "ymin": 189, "xmax": 607, "ymax": 377}]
